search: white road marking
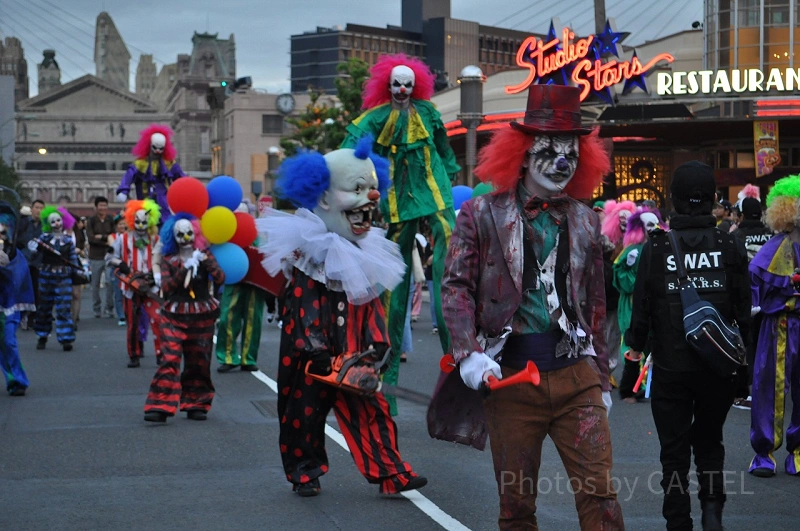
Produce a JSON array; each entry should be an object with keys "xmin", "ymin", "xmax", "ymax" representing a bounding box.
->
[{"xmin": 250, "ymin": 370, "xmax": 472, "ymax": 531}]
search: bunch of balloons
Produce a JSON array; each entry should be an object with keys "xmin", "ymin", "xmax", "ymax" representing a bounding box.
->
[{"xmin": 166, "ymin": 175, "xmax": 256, "ymax": 285}]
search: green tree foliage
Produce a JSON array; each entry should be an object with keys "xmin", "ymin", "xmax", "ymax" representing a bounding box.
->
[
  {"xmin": 0, "ymin": 156, "xmax": 27, "ymax": 206},
  {"xmin": 334, "ymin": 57, "xmax": 368, "ymax": 119}
]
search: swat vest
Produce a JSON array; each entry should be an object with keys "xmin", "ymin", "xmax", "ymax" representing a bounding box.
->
[
  {"xmin": 733, "ymin": 220, "xmax": 773, "ymax": 262},
  {"xmin": 643, "ymin": 221, "xmax": 745, "ymax": 371}
]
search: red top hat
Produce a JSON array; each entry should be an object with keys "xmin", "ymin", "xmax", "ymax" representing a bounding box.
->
[{"xmin": 510, "ymin": 85, "xmax": 592, "ymax": 136}]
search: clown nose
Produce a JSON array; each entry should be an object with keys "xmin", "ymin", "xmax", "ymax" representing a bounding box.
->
[
  {"xmin": 400, "ymin": 87, "xmax": 406, "ymax": 93},
  {"xmin": 555, "ymin": 158, "xmax": 569, "ymax": 172},
  {"xmin": 367, "ymin": 189, "xmax": 380, "ymax": 201}
]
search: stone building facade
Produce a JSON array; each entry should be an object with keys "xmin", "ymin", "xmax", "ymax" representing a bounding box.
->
[
  {"xmin": 94, "ymin": 12, "xmax": 131, "ymax": 92},
  {"xmin": 0, "ymin": 35, "xmax": 29, "ymax": 103}
]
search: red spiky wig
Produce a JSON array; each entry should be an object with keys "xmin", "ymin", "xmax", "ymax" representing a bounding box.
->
[
  {"xmin": 131, "ymin": 124, "xmax": 177, "ymax": 161},
  {"xmin": 361, "ymin": 54, "xmax": 436, "ymax": 109},
  {"xmin": 474, "ymin": 127, "xmax": 610, "ymax": 200}
]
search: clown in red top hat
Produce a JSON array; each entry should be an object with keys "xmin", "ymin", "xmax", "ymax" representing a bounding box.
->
[{"xmin": 429, "ymin": 84, "xmax": 624, "ymax": 529}]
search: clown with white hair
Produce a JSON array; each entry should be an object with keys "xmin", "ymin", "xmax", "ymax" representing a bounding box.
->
[
  {"xmin": 341, "ymin": 54, "xmax": 461, "ymax": 415},
  {"xmin": 256, "ymin": 136, "xmax": 426, "ymax": 498}
]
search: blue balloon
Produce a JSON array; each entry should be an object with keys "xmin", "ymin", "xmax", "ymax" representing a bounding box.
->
[
  {"xmin": 452, "ymin": 185, "xmax": 473, "ymax": 211},
  {"xmin": 210, "ymin": 242, "xmax": 248, "ymax": 285},
  {"xmin": 207, "ymin": 176, "xmax": 243, "ymax": 211}
]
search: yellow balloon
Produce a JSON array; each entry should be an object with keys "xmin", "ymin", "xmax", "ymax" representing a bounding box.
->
[{"xmin": 200, "ymin": 206, "xmax": 237, "ymax": 244}]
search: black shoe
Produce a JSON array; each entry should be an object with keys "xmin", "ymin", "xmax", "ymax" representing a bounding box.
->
[
  {"xmin": 294, "ymin": 478, "xmax": 321, "ymax": 497},
  {"xmin": 36, "ymin": 337, "xmax": 47, "ymax": 350},
  {"xmin": 8, "ymin": 386, "xmax": 26, "ymax": 397},
  {"xmin": 399, "ymin": 476, "xmax": 428, "ymax": 492},
  {"xmin": 216, "ymin": 363, "xmax": 238, "ymax": 373},
  {"xmin": 240, "ymin": 364, "xmax": 258, "ymax": 372},
  {"xmin": 701, "ymin": 499, "xmax": 724, "ymax": 531},
  {"xmin": 187, "ymin": 410, "xmax": 207, "ymax": 421},
  {"xmin": 127, "ymin": 358, "xmax": 140, "ymax": 368},
  {"xmin": 144, "ymin": 411, "xmax": 168, "ymax": 423},
  {"xmin": 62, "ymin": 343, "xmax": 73, "ymax": 352}
]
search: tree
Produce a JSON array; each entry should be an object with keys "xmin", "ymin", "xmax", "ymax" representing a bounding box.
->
[
  {"xmin": 0, "ymin": 156, "xmax": 27, "ymax": 206},
  {"xmin": 334, "ymin": 57, "xmax": 369, "ymax": 119}
]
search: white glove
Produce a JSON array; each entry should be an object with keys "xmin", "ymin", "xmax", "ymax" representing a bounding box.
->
[
  {"xmin": 626, "ymin": 248, "xmax": 639, "ymax": 266},
  {"xmin": 116, "ymin": 192, "xmax": 128, "ymax": 203},
  {"xmin": 27, "ymin": 240, "xmax": 39, "ymax": 252},
  {"xmin": 183, "ymin": 256, "xmax": 199, "ymax": 273},
  {"xmin": 751, "ymin": 306, "xmax": 761, "ymax": 317},
  {"xmin": 602, "ymin": 391, "xmax": 612, "ymax": 416},
  {"xmin": 459, "ymin": 352, "xmax": 502, "ymax": 391},
  {"xmin": 153, "ymin": 272, "xmax": 162, "ymax": 288},
  {"xmin": 191, "ymin": 249, "xmax": 205, "ymax": 262},
  {"xmin": 0, "ymin": 250, "xmax": 9, "ymax": 267}
]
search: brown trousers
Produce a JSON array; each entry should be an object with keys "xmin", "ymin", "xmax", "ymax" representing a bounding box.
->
[{"xmin": 484, "ymin": 358, "xmax": 625, "ymax": 530}]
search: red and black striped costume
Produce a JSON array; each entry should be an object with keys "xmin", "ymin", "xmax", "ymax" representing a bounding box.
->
[
  {"xmin": 144, "ymin": 253, "xmax": 224, "ymax": 416},
  {"xmin": 117, "ymin": 232, "xmax": 163, "ymax": 361},
  {"xmin": 278, "ymin": 269, "xmax": 419, "ymax": 494}
]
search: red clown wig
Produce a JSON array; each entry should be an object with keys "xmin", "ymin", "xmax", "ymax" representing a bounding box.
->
[
  {"xmin": 474, "ymin": 127, "xmax": 610, "ymax": 200},
  {"xmin": 361, "ymin": 54, "xmax": 436, "ymax": 109},
  {"xmin": 131, "ymin": 124, "xmax": 177, "ymax": 161}
]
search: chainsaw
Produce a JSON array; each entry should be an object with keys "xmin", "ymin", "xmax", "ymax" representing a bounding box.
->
[{"xmin": 304, "ymin": 348, "xmax": 432, "ymax": 405}]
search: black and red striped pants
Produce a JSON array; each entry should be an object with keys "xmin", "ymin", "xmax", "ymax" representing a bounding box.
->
[
  {"xmin": 277, "ymin": 348, "xmax": 418, "ymax": 494},
  {"xmin": 144, "ymin": 311, "xmax": 216, "ymax": 416},
  {"xmin": 124, "ymin": 294, "xmax": 163, "ymax": 360}
]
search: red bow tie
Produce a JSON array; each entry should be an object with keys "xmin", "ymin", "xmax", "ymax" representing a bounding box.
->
[{"xmin": 524, "ymin": 196, "xmax": 569, "ymax": 219}]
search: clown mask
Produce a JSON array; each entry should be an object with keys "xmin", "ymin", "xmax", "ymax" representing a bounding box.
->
[
  {"xmin": 48, "ymin": 212, "xmax": 64, "ymax": 233},
  {"xmin": 173, "ymin": 219, "xmax": 195, "ymax": 249},
  {"xmin": 640, "ymin": 212, "xmax": 660, "ymax": 233},
  {"xmin": 134, "ymin": 209, "xmax": 150, "ymax": 236},
  {"xmin": 0, "ymin": 222, "xmax": 10, "ymax": 248},
  {"xmin": 314, "ymin": 149, "xmax": 381, "ymax": 242},
  {"xmin": 390, "ymin": 65, "xmax": 414, "ymax": 110},
  {"xmin": 524, "ymin": 135, "xmax": 579, "ymax": 197},
  {"xmin": 150, "ymin": 133, "xmax": 166, "ymax": 158},
  {"xmin": 619, "ymin": 209, "xmax": 632, "ymax": 232}
]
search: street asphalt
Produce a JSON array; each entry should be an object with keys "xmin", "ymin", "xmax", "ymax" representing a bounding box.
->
[{"xmin": 1, "ymin": 289, "xmax": 798, "ymax": 530}]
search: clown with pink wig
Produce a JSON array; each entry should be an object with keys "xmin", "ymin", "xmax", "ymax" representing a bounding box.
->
[
  {"xmin": 116, "ymin": 124, "xmax": 185, "ymax": 214},
  {"xmin": 27, "ymin": 206, "xmax": 83, "ymax": 351},
  {"xmin": 341, "ymin": 54, "xmax": 460, "ymax": 415},
  {"xmin": 613, "ymin": 207, "xmax": 666, "ymax": 401}
]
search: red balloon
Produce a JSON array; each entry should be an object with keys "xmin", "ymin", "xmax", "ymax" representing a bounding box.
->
[
  {"xmin": 229, "ymin": 211, "xmax": 258, "ymax": 247},
  {"xmin": 167, "ymin": 177, "xmax": 209, "ymax": 217}
]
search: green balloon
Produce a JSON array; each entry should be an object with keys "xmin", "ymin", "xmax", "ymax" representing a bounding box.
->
[{"xmin": 471, "ymin": 182, "xmax": 493, "ymax": 198}]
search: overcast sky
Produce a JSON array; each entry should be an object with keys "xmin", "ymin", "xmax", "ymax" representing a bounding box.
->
[{"xmin": 0, "ymin": 0, "xmax": 703, "ymax": 97}]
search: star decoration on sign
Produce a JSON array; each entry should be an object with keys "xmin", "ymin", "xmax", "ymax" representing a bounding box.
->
[
  {"xmin": 622, "ymin": 49, "xmax": 650, "ymax": 95},
  {"xmin": 535, "ymin": 20, "xmax": 573, "ymax": 86},
  {"xmin": 593, "ymin": 19, "xmax": 629, "ymax": 58},
  {"xmin": 585, "ymin": 42, "xmax": 616, "ymax": 105}
]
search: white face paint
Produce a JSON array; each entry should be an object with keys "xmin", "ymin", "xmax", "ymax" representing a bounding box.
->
[
  {"xmin": 134, "ymin": 209, "xmax": 149, "ymax": 235},
  {"xmin": 0, "ymin": 222, "xmax": 9, "ymax": 246},
  {"xmin": 173, "ymin": 219, "xmax": 195, "ymax": 248},
  {"xmin": 523, "ymin": 135, "xmax": 579, "ymax": 198},
  {"xmin": 314, "ymin": 150, "xmax": 381, "ymax": 242},
  {"xmin": 619, "ymin": 209, "xmax": 632, "ymax": 232},
  {"xmin": 151, "ymin": 133, "xmax": 166, "ymax": 157},
  {"xmin": 640, "ymin": 212, "xmax": 660, "ymax": 233},
  {"xmin": 390, "ymin": 65, "xmax": 415, "ymax": 110},
  {"xmin": 48, "ymin": 212, "xmax": 64, "ymax": 233}
]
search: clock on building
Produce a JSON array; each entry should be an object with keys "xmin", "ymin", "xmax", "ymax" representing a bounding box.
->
[{"xmin": 276, "ymin": 93, "xmax": 295, "ymax": 114}]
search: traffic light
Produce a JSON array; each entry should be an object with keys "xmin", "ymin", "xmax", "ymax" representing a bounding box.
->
[{"xmin": 220, "ymin": 80, "xmax": 228, "ymax": 87}]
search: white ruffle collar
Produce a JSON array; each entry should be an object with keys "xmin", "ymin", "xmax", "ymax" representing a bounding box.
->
[{"xmin": 256, "ymin": 208, "xmax": 406, "ymax": 305}]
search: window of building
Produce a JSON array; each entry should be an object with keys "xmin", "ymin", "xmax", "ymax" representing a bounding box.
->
[
  {"xmin": 200, "ymin": 131, "xmax": 210, "ymax": 155},
  {"xmin": 262, "ymin": 115, "xmax": 284, "ymax": 134},
  {"xmin": 607, "ymin": 154, "xmax": 670, "ymax": 205},
  {"xmin": 73, "ymin": 162, "xmax": 108, "ymax": 171},
  {"xmin": 24, "ymin": 161, "xmax": 59, "ymax": 171},
  {"xmin": 199, "ymin": 158, "xmax": 212, "ymax": 172}
]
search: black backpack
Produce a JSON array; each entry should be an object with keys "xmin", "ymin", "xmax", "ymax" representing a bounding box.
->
[{"xmin": 668, "ymin": 230, "xmax": 746, "ymax": 378}]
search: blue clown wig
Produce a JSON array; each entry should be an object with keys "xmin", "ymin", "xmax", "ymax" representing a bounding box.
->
[
  {"xmin": 276, "ymin": 135, "xmax": 391, "ymax": 210},
  {"xmin": 159, "ymin": 212, "xmax": 204, "ymax": 256}
]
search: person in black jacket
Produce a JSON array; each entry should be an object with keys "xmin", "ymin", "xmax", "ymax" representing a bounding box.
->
[{"xmin": 625, "ymin": 161, "xmax": 751, "ymax": 531}]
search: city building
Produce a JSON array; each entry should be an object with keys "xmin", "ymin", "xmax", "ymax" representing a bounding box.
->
[
  {"xmin": 210, "ymin": 89, "xmax": 322, "ymax": 201},
  {"xmin": 438, "ymin": 6, "xmax": 800, "ymax": 206},
  {"xmin": 290, "ymin": 0, "xmax": 537, "ymax": 95},
  {"xmin": 135, "ymin": 54, "xmax": 157, "ymax": 100},
  {"xmin": 0, "ymin": 75, "xmax": 14, "ymax": 163},
  {"xmin": 37, "ymin": 50, "xmax": 61, "ymax": 95},
  {"xmin": 94, "ymin": 12, "xmax": 131, "ymax": 92},
  {"xmin": 14, "ymin": 74, "xmax": 169, "ymax": 212},
  {"xmin": 0, "ymin": 35, "xmax": 29, "ymax": 103}
]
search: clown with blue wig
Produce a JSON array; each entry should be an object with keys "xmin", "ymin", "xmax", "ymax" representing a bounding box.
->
[
  {"xmin": 142, "ymin": 213, "xmax": 225, "ymax": 423},
  {"xmin": 256, "ymin": 137, "xmax": 427, "ymax": 497}
]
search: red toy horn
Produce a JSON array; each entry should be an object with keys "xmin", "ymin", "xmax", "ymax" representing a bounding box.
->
[
  {"xmin": 486, "ymin": 361, "xmax": 540, "ymax": 390},
  {"xmin": 439, "ymin": 354, "xmax": 456, "ymax": 373}
]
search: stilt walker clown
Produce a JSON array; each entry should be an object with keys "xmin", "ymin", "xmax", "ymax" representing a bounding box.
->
[
  {"xmin": 116, "ymin": 124, "xmax": 185, "ymax": 214},
  {"xmin": 106, "ymin": 199, "xmax": 163, "ymax": 368},
  {"xmin": 748, "ymin": 175, "xmax": 800, "ymax": 477},
  {"xmin": 257, "ymin": 136, "xmax": 427, "ymax": 497},
  {"xmin": 341, "ymin": 54, "xmax": 460, "ymax": 415}
]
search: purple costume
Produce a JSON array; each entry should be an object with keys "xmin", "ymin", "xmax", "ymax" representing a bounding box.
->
[
  {"xmin": 116, "ymin": 159, "xmax": 184, "ymax": 215},
  {"xmin": 748, "ymin": 233, "xmax": 800, "ymax": 475}
]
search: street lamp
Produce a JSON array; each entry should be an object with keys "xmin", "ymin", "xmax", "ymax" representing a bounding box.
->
[
  {"xmin": 457, "ymin": 65, "xmax": 485, "ymax": 187},
  {"xmin": 38, "ymin": 148, "xmax": 47, "ymax": 155}
]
